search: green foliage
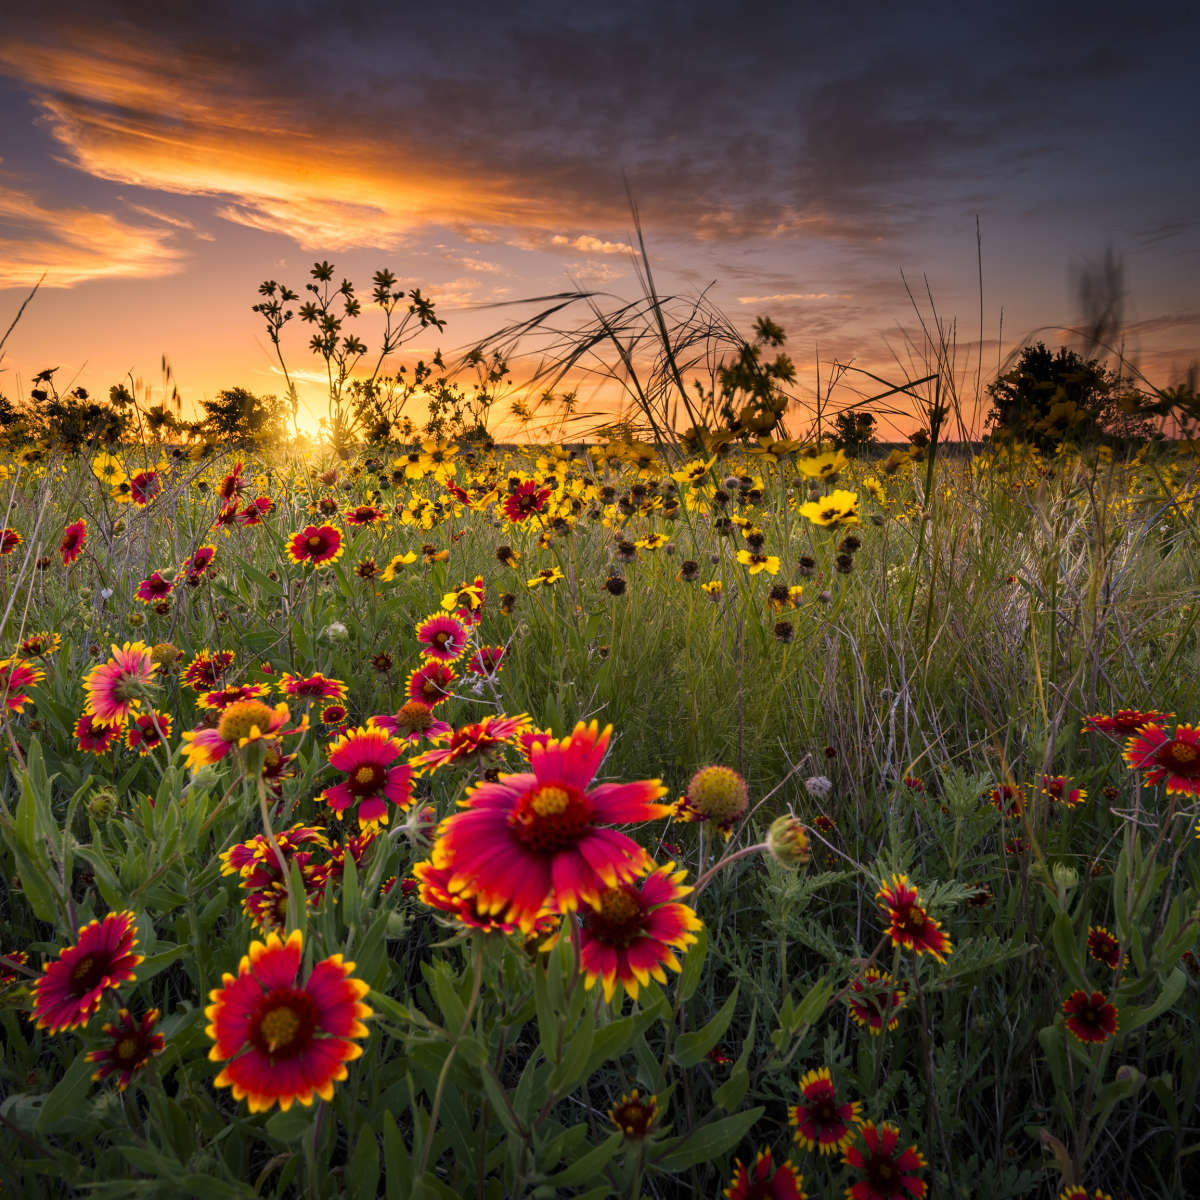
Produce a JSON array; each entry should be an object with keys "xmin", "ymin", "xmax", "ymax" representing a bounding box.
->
[{"xmin": 199, "ymin": 386, "xmax": 287, "ymax": 445}]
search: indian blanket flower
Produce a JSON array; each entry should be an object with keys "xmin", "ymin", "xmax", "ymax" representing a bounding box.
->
[
  {"xmin": 609, "ymin": 1089, "xmax": 658, "ymax": 1140},
  {"xmin": 723, "ymin": 1149, "xmax": 807, "ymax": 1200},
  {"xmin": 75, "ymin": 712, "xmax": 122, "ymax": 754},
  {"xmin": 181, "ymin": 700, "xmax": 304, "ymax": 769},
  {"xmin": 502, "ymin": 479, "xmax": 552, "ymax": 522},
  {"xmin": 205, "ymin": 929, "xmax": 371, "ymax": 1113},
  {"xmin": 413, "ymin": 860, "xmax": 557, "ymax": 935},
  {"xmin": 318, "ymin": 725, "xmax": 414, "ymax": 827},
  {"xmin": 1083, "ymin": 709, "xmax": 1174, "ymax": 738},
  {"xmin": 369, "ymin": 700, "xmax": 451, "ymax": 745},
  {"xmin": 1, "ymin": 950, "xmax": 29, "ymax": 986},
  {"xmin": 465, "ymin": 645, "xmax": 505, "ymax": 677},
  {"xmin": 280, "ymin": 672, "xmax": 348, "ymax": 702},
  {"xmin": 407, "ymin": 660, "xmax": 456, "ymax": 708},
  {"xmin": 577, "ymin": 862, "xmax": 702, "ymax": 1002},
  {"xmin": 60, "ymin": 518, "xmax": 87, "ymax": 565},
  {"xmin": 1063, "ymin": 989, "xmax": 1119, "ymax": 1045},
  {"xmin": 126, "ymin": 709, "xmax": 172, "ymax": 756},
  {"xmin": 286, "ymin": 524, "xmax": 344, "ymax": 568},
  {"xmin": 1059, "ymin": 1189, "xmax": 1115, "ymax": 1200},
  {"xmin": 199, "ymin": 683, "xmax": 271, "ymax": 711},
  {"xmin": 843, "ymin": 1122, "xmax": 927, "ymax": 1200},
  {"xmin": 415, "ymin": 612, "xmax": 470, "ymax": 662},
  {"xmin": 0, "ymin": 527, "xmax": 21, "ymax": 555},
  {"xmin": 83, "ymin": 641, "xmax": 156, "ymax": 726},
  {"xmin": 135, "ymin": 571, "xmax": 175, "ymax": 604},
  {"xmin": 1039, "ymin": 774, "xmax": 1086, "ymax": 807},
  {"xmin": 875, "ymin": 874, "xmax": 952, "ymax": 964},
  {"xmin": 182, "ymin": 649, "xmax": 235, "ymax": 692},
  {"xmin": 87, "ymin": 1007, "xmax": 165, "ymax": 1089},
  {"xmin": 988, "ymin": 782, "xmax": 1024, "ymax": 818},
  {"xmin": 432, "ymin": 721, "xmax": 671, "ymax": 933},
  {"xmin": 408, "ymin": 713, "xmax": 532, "ymax": 776},
  {"xmin": 0, "ymin": 657, "xmax": 44, "ymax": 713},
  {"xmin": 1087, "ymin": 926, "xmax": 1122, "ymax": 971},
  {"xmin": 181, "ymin": 543, "xmax": 217, "ymax": 581},
  {"xmin": 846, "ymin": 968, "xmax": 906, "ymax": 1035},
  {"xmin": 789, "ymin": 1066, "xmax": 862, "ymax": 1155},
  {"xmin": 1123, "ymin": 722, "xmax": 1200, "ymax": 797},
  {"xmin": 32, "ymin": 911, "xmax": 142, "ymax": 1033},
  {"xmin": 128, "ymin": 469, "xmax": 163, "ymax": 506},
  {"xmin": 19, "ymin": 631, "xmax": 61, "ymax": 658}
]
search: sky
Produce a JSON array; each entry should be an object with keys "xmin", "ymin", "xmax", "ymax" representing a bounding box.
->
[{"xmin": 1, "ymin": 0, "xmax": 1197, "ymax": 440}]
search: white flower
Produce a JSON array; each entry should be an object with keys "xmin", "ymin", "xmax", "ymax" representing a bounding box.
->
[{"xmin": 804, "ymin": 774, "xmax": 833, "ymax": 799}]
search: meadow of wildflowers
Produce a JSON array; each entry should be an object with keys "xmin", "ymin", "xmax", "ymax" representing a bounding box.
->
[{"xmin": 0, "ymin": 427, "xmax": 1197, "ymax": 1199}]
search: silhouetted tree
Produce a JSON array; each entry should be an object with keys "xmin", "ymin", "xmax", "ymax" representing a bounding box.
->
[
  {"xmin": 831, "ymin": 409, "xmax": 877, "ymax": 454},
  {"xmin": 985, "ymin": 342, "xmax": 1149, "ymax": 449},
  {"xmin": 200, "ymin": 387, "xmax": 286, "ymax": 445}
]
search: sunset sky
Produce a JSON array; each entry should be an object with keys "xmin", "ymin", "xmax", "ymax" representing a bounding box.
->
[{"xmin": 1, "ymin": 0, "xmax": 1197, "ymax": 440}]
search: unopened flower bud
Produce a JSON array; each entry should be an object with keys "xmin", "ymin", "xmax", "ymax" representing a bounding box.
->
[
  {"xmin": 87, "ymin": 790, "xmax": 117, "ymax": 820},
  {"xmin": 767, "ymin": 816, "xmax": 812, "ymax": 866}
]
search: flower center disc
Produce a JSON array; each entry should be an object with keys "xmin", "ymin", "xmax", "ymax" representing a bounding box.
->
[
  {"xmin": 218, "ymin": 701, "xmax": 275, "ymax": 744},
  {"xmin": 307, "ymin": 535, "xmax": 323, "ymax": 550},
  {"xmin": 508, "ymin": 784, "xmax": 593, "ymax": 853},
  {"xmin": 1165, "ymin": 740, "xmax": 1198, "ymax": 767},
  {"xmin": 70, "ymin": 953, "xmax": 105, "ymax": 992},
  {"xmin": 250, "ymin": 987, "xmax": 318, "ymax": 1059},
  {"xmin": 350, "ymin": 763, "xmax": 386, "ymax": 795},
  {"xmin": 115, "ymin": 1036, "xmax": 140, "ymax": 1064},
  {"xmin": 583, "ymin": 886, "xmax": 647, "ymax": 947}
]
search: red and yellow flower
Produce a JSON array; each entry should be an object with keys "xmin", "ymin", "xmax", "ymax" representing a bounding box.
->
[
  {"xmin": 724, "ymin": 1149, "xmax": 807, "ymax": 1200},
  {"xmin": 60, "ymin": 518, "xmax": 87, "ymax": 566},
  {"xmin": 846, "ymin": 968, "xmax": 906, "ymax": 1035},
  {"xmin": 875, "ymin": 874, "xmax": 952, "ymax": 963},
  {"xmin": 32, "ymin": 911, "xmax": 142, "ymax": 1033},
  {"xmin": 86, "ymin": 1007, "xmax": 164, "ymax": 1089},
  {"xmin": 608, "ymin": 1089, "xmax": 659, "ymax": 1140},
  {"xmin": 82, "ymin": 641, "xmax": 156, "ymax": 727},
  {"xmin": 286, "ymin": 524, "xmax": 344, "ymax": 568},
  {"xmin": 415, "ymin": 612, "xmax": 470, "ymax": 663},
  {"xmin": 406, "ymin": 660, "xmax": 457, "ymax": 708},
  {"xmin": 181, "ymin": 700, "xmax": 305, "ymax": 769},
  {"xmin": 1123, "ymin": 722, "xmax": 1200, "ymax": 797},
  {"xmin": 407, "ymin": 713, "xmax": 531, "ymax": 776},
  {"xmin": 1086, "ymin": 926, "xmax": 1121, "ymax": 971},
  {"xmin": 788, "ymin": 1066, "xmax": 862, "ymax": 1155},
  {"xmin": 1063, "ymin": 989, "xmax": 1118, "ymax": 1044},
  {"xmin": 126, "ymin": 709, "xmax": 172, "ymax": 756},
  {"xmin": 0, "ymin": 657, "xmax": 44, "ymax": 713},
  {"xmin": 432, "ymin": 721, "xmax": 670, "ymax": 933},
  {"xmin": 205, "ymin": 929, "xmax": 371, "ymax": 1112},
  {"xmin": 318, "ymin": 725, "xmax": 414, "ymax": 827},
  {"xmin": 842, "ymin": 1122, "xmax": 927, "ymax": 1200},
  {"xmin": 577, "ymin": 862, "xmax": 702, "ymax": 1002}
]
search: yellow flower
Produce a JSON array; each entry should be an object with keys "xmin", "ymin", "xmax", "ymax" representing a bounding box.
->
[
  {"xmin": 526, "ymin": 566, "xmax": 565, "ymax": 589},
  {"xmin": 798, "ymin": 489, "xmax": 859, "ymax": 527},
  {"xmin": 701, "ymin": 580, "xmax": 723, "ymax": 598},
  {"xmin": 92, "ymin": 452, "xmax": 126, "ymax": 486},
  {"xmin": 380, "ymin": 552, "xmax": 418, "ymax": 581},
  {"xmin": 795, "ymin": 447, "xmax": 849, "ymax": 479},
  {"xmin": 736, "ymin": 549, "xmax": 780, "ymax": 575}
]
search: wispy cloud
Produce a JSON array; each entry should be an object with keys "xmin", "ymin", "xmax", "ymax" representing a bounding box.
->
[
  {"xmin": 736, "ymin": 292, "xmax": 850, "ymax": 305},
  {"xmin": 551, "ymin": 234, "xmax": 631, "ymax": 255},
  {"xmin": 0, "ymin": 183, "xmax": 186, "ymax": 287}
]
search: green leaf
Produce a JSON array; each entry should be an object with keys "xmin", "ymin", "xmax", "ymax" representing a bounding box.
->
[
  {"xmin": 34, "ymin": 1052, "xmax": 95, "ymax": 1134},
  {"xmin": 677, "ymin": 924, "xmax": 707, "ymax": 1002},
  {"xmin": 539, "ymin": 1132, "xmax": 621, "ymax": 1188},
  {"xmin": 714, "ymin": 1010, "xmax": 756, "ymax": 1112},
  {"xmin": 266, "ymin": 1104, "xmax": 317, "ymax": 1142},
  {"xmin": 383, "ymin": 1110, "xmax": 413, "ymax": 1200},
  {"xmin": 653, "ymin": 1106, "xmax": 764, "ymax": 1171},
  {"xmin": 548, "ymin": 1007, "xmax": 595, "ymax": 1095},
  {"xmin": 1122, "ymin": 969, "xmax": 1186, "ymax": 1034},
  {"xmin": 1051, "ymin": 911, "xmax": 1088, "ymax": 991},
  {"xmin": 348, "ymin": 1129, "xmax": 380, "ymax": 1200},
  {"xmin": 674, "ymin": 986, "xmax": 739, "ymax": 1068}
]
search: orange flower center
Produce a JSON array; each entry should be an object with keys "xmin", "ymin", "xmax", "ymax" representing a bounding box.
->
[
  {"xmin": 218, "ymin": 701, "xmax": 276, "ymax": 744},
  {"xmin": 70, "ymin": 953, "xmax": 105, "ymax": 991},
  {"xmin": 250, "ymin": 987, "xmax": 318, "ymax": 1059},
  {"xmin": 349, "ymin": 762, "xmax": 387, "ymax": 796},
  {"xmin": 582, "ymin": 886, "xmax": 647, "ymax": 948},
  {"xmin": 1165, "ymin": 740, "xmax": 1198, "ymax": 765},
  {"xmin": 115, "ymin": 1036, "xmax": 140, "ymax": 1064},
  {"xmin": 395, "ymin": 701, "xmax": 434, "ymax": 734},
  {"xmin": 307, "ymin": 535, "xmax": 323, "ymax": 549},
  {"xmin": 508, "ymin": 784, "xmax": 593, "ymax": 853}
]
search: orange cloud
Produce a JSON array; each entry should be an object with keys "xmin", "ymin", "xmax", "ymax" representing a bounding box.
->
[
  {"xmin": 0, "ymin": 184, "xmax": 187, "ymax": 287},
  {"xmin": 0, "ymin": 37, "xmax": 576, "ymax": 253}
]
